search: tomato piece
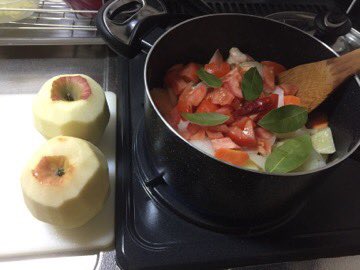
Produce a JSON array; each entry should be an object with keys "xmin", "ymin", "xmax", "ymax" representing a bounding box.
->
[
  {"xmin": 211, "ymin": 137, "xmax": 240, "ymax": 151},
  {"xmin": 256, "ymin": 127, "xmax": 276, "ymax": 156},
  {"xmin": 263, "ymin": 65, "xmax": 275, "ymax": 92},
  {"xmin": 205, "ymin": 62, "xmax": 231, "ymax": 78},
  {"xmin": 284, "ymin": 95, "xmax": 301, "ymax": 106},
  {"xmin": 164, "ymin": 64, "xmax": 187, "ymax": 95},
  {"xmin": 166, "ymin": 107, "xmax": 181, "ymax": 128},
  {"xmin": 188, "ymin": 84, "xmax": 207, "ymax": 106},
  {"xmin": 208, "ymin": 124, "xmax": 229, "ymax": 133},
  {"xmin": 230, "ymin": 98, "xmax": 242, "ymax": 110},
  {"xmin": 180, "ymin": 63, "xmax": 200, "ymax": 83},
  {"xmin": 190, "ymin": 129, "xmax": 206, "ymax": 140},
  {"xmin": 151, "ymin": 88, "xmax": 173, "ymax": 116},
  {"xmin": 209, "ymin": 49, "xmax": 224, "ymax": 65},
  {"xmin": 279, "ymin": 84, "xmax": 299, "ymax": 96},
  {"xmin": 187, "ymin": 123, "xmax": 201, "ymax": 135},
  {"xmin": 178, "ymin": 129, "xmax": 191, "ymax": 140},
  {"xmin": 232, "ymin": 117, "xmax": 251, "ymax": 129},
  {"xmin": 209, "ymin": 87, "xmax": 235, "ymax": 106},
  {"xmin": 227, "ymin": 120, "xmax": 257, "ymax": 148},
  {"xmin": 270, "ymin": 93, "xmax": 278, "ymax": 109},
  {"xmin": 196, "ymin": 99, "xmax": 219, "ymax": 113},
  {"xmin": 222, "ymin": 68, "xmax": 243, "ymax": 98},
  {"xmin": 214, "ymin": 148, "xmax": 249, "ymax": 167},
  {"xmin": 177, "ymin": 85, "xmax": 193, "ymax": 114},
  {"xmin": 261, "ymin": 61, "xmax": 286, "ymax": 76},
  {"xmin": 206, "ymin": 130, "xmax": 224, "ymax": 139}
]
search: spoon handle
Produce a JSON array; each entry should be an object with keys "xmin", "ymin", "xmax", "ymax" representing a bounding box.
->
[{"xmin": 327, "ymin": 48, "xmax": 360, "ymax": 88}]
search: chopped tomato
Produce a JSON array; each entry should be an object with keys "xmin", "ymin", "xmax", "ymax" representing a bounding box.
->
[
  {"xmin": 177, "ymin": 85, "xmax": 193, "ymax": 114},
  {"xmin": 232, "ymin": 117, "xmax": 251, "ymax": 129},
  {"xmin": 263, "ymin": 65, "xmax": 275, "ymax": 92},
  {"xmin": 211, "ymin": 137, "xmax": 239, "ymax": 151},
  {"xmin": 168, "ymin": 88, "xmax": 178, "ymax": 106},
  {"xmin": 230, "ymin": 98, "xmax": 242, "ymax": 110},
  {"xmin": 180, "ymin": 63, "xmax": 200, "ymax": 83},
  {"xmin": 178, "ymin": 129, "xmax": 191, "ymax": 140},
  {"xmin": 214, "ymin": 148, "xmax": 249, "ymax": 167},
  {"xmin": 209, "ymin": 87, "xmax": 235, "ymax": 106},
  {"xmin": 209, "ymin": 49, "xmax": 224, "ymax": 65},
  {"xmin": 261, "ymin": 61, "xmax": 286, "ymax": 76},
  {"xmin": 196, "ymin": 99, "xmax": 219, "ymax": 113},
  {"xmin": 151, "ymin": 88, "xmax": 173, "ymax": 116},
  {"xmin": 164, "ymin": 64, "xmax": 188, "ymax": 95},
  {"xmin": 222, "ymin": 68, "xmax": 243, "ymax": 98},
  {"xmin": 206, "ymin": 130, "xmax": 224, "ymax": 139},
  {"xmin": 187, "ymin": 123, "xmax": 201, "ymax": 135},
  {"xmin": 256, "ymin": 127, "xmax": 276, "ymax": 156},
  {"xmin": 269, "ymin": 93, "xmax": 278, "ymax": 109},
  {"xmin": 205, "ymin": 62, "xmax": 231, "ymax": 78},
  {"xmin": 279, "ymin": 84, "xmax": 299, "ymax": 96},
  {"xmin": 227, "ymin": 119, "xmax": 257, "ymax": 148},
  {"xmin": 188, "ymin": 84, "xmax": 207, "ymax": 106},
  {"xmin": 166, "ymin": 107, "xmax": 181, "ymax": 128},
  {"xmin": 208, "ymin": 124, "xmax": 229, "ymax": 133},
  {"xmin": 190, "ymin": 129, "xmax": 206, "ymax": 140},
  {"xmin": 284, "ymin": 95, "xmax": 301, "ymax": 106}
]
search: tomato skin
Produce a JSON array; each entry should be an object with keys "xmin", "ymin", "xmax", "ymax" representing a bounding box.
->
[
  {"xmin": 180, "ymin": 63, "xmax": 200, "ymax": 83},
  {"xmin": 222, "ymin": 68, "xmax": 243, "ymax": 98},
  {"xmin": 188, "ymin": 84, "xmax": 207, "ymax": 106},
  {"xmin": 227, "ymin": 120, "xmax": 257, "ymax": 148},
  {"xmin": 261, "ymin": 61, "xmax": 286, "ymax": 76},
  {"xmin": 214, "ymin": 148, "xmax": 249, "ymax": 167},
  {"xmin": 205, "ymin": 62, "xmax": 231, "ymax": 78},
  {"xmin": 209, "ymin": 87, "xmax": 235, "ymax": 106},
  {"xmin": 196, "ymin": 99, "xmax": 219, "ymax": 113},
  {"xmin": 263, "ymin": 65, "xmax": 275, "ymax": 92}
]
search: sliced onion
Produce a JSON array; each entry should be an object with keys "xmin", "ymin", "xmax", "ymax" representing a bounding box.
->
[
  {"xmin": 248, "ymin": 153, "xmax": 267, "ymax": 171},
  {"xmin": 273, "ymin": 87, "xmax": 284, "ymax": 108},
  {"xmin": 239, "ymin": 61, "xmax": 263, "ymax": 77},
  {"xmin": 190, "ymin": 139, "xmax": 214, "ymax": 156},
  {"xmin": 227, "ymin": 47, "xmax": 248, "ymax": 65},
  {"xmin": 177, "ymin": 120, "xmax": 189, "ymax": 132}
]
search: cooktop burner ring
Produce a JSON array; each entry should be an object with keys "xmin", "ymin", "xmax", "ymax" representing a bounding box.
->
[{"xmin": 133, "ymin": 118, "xmax": 307, "ymax": 235}]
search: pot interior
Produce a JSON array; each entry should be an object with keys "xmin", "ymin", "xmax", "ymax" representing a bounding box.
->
[{"xmin": 145, "ymin": 14, "xmax": 360, "ymax": 172}]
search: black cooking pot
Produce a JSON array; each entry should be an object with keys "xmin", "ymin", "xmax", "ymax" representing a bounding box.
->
[{"xmin": 97, "ymin": 0, "xmax": 360, "ymax": 233}]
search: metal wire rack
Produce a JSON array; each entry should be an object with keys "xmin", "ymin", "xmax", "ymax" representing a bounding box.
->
[{"xmin": 0, "ymin": 0, "xmax": 104, "ymax": 46}]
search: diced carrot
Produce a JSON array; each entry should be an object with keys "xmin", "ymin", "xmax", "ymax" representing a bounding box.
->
[
  {"xmin": 308, "ymin": 113, "xmax": 328, "ymax": 130},
  {"xmin": 214, "ymin": 148, "xmax": 249, "ymax": 167},
  {"xmin": 284, "ymin": 95, "xmax": 301, "ymax": 106}
]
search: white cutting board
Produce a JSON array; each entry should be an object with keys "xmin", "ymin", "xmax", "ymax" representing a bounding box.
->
[{"xmin": 0, "ymin": 92, "xmax": 116, "ymax": 259}]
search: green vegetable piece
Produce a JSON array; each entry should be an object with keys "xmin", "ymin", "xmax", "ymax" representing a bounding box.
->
[
  {"xmin": 258, "ymin": 105, "xmax": 308, "ymax": 133},
  {"xmin": 181, "ymin": 112, "xmax": 229, "ymax": 126},
  {"xmin": 311, "ymin": 127, "xmax": 336, "ymax": 154},
  {"xmin": 241, "ymin": 67, "xmax": 263, "ymax": 101},
  {"xmin": 265, "ymin": 134, "xmax": 313, "ymax": 173},
  {"xmin": 196, "ymin": 68, "xmax": 222, "ymax": 88}
]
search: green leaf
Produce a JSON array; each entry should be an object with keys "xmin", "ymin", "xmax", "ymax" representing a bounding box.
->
[
  {"xmin": 265, "ymin": 134, "xmax": 313, "ymax": 173},
  {"xmin": 241, "ymin": 67, "xmax": 263, "ymax": 101},
  {"xmin": 197, "ymin": 68, "xmax": 222, "ymax": 88},
  {"xmin": 181, "ymin": 112, "xmax": 229, "ymax": 126},
  {"xmin": 258, "ymin": 105, "xmax": 308, "ymax": 133}
]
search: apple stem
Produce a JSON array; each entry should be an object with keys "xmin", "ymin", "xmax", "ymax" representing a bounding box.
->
[{"xmin": 56, "ymin": 168, "xmax": 65, "ymax": 177}]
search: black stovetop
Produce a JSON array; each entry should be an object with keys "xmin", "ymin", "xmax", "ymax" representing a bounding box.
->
[{"xmin": 114, "ymin": 50, "xmax": 360, "ymax": 269}]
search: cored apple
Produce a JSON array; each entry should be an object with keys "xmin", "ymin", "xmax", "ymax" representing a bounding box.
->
[
  {"xmin": 33, "ymin": 74, "xmax": 110, "ymax": 145},
  {"xmin": 20, "ymin": 136, "xmax": 110, "ymax": 228}
]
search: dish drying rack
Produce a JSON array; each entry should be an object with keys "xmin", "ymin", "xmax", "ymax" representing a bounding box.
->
[{"xmin": 0, "ymin": 0, "xmax": 104, "ymax": 46}]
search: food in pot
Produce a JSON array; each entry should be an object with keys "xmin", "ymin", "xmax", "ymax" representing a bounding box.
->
[
  {"xmin": 33, "ymin": 74, "xmax": 110, "ymax": 145},
  {"xmin": 20, "ymin": 136, "xmax": 109, "ymax": 228},
  {"xmin": 0, "ymin": 0, "xmax": 39, "ymax": 24},
  {"xmin": 151, "ymin": 48, "xmax": 336, "ymax": 173}
]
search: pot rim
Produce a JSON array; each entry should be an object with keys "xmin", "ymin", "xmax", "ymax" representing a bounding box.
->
[{"xmin": 144, "ymin": 13, "xmax": 360, "ymax": 177}]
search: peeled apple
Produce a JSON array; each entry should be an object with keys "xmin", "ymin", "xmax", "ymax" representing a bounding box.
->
[
  {"xmin": 33, "ymin": 74, "xmax": 110, "ymax": 145},
  {"xmin": 20, "ymin": 136, "xmax": 110, "ymax": 228}
]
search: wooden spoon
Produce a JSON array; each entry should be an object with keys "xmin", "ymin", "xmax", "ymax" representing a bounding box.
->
[{"xmin": 278, "ymin": 48, "xmax": 360, "ymax": 112}]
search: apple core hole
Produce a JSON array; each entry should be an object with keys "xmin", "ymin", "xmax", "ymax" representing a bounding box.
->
[{"xmin": 32, "ymin": 156, "xmax": 71, "ymax": 185}]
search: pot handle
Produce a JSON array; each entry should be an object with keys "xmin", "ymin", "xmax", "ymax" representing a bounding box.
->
[{"xmin": 97, "ymin": 0, "xmax": 213, "ymax": 57}]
